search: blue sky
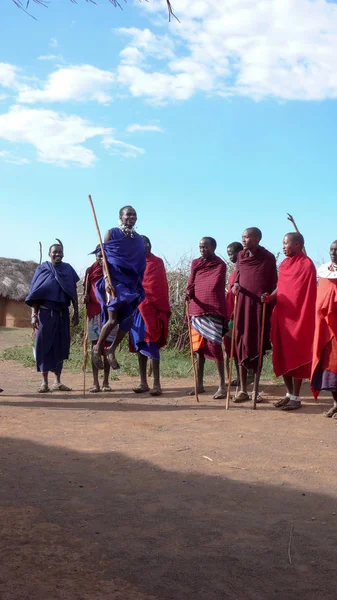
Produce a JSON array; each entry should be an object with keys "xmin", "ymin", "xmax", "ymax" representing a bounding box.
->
[{"xmin": 1, "ymin": 0, "xmax": 337, "ymax": 276}]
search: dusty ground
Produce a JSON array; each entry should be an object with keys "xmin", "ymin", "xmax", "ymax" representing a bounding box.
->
[{"xmin": 1, "ymin": 329, "xmax": 337, "ymax": 600}]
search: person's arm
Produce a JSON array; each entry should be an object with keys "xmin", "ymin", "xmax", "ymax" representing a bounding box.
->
[
  {"xmin": 104, "ymin": 229, "xmax": 111, "ymax": 242},
  {"xmin": 261, "ymin": 288, "xmax": 278, "ymax": 303},
  {"xmin": 31, "ymin": 303, "xmax": 40, "ymax": 330}
]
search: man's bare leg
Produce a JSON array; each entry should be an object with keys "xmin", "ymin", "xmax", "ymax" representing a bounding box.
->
[
  {"xmin": 188, "ymin": 352, "xmax": 206, "ymax": 396},
  {"xmin": 90, "ymin": 341, "xmax": 100, "ymax": 392},
  {"xmin": 52, "ymin": 368, "xmax": 71, "ymax": 392},
  {"xmin": 38, "ymin": 372, "xmax": 50, "ymax": 393},
  {"xmin": 213, "ymin": 360, "xmax": 226, "ymax": 399},
  {"xmin": 150, "ymin": 359, "xmax": 162, "ymax": 396},
  {"xmin": 105, "ymin": 327, "xmax": 126, "ymax": 369},
  {"xmin": 92, "ymin": 310, "xmax": 118, "ymax": 369},
  {"xmin": 324, "ymin": 391, "xmax": 337, "ymax": 418},
  {"xmin": 133, "ymin": 353, "xmax": 150, "ymax": 393},
  {"xmin": 102, "ymin": 355, "xmax": 112, "ymax": 391}
]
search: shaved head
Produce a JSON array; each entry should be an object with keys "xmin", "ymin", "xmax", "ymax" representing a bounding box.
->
[
  {"xmin": 245, "ymin": 227, "xmax": 262, "ymax": 242},
  {"xmin": 284, "ymin": 231, "xmax": 304, "ymax": 249}
]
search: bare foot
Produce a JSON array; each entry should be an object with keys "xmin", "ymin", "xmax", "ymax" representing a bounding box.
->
[
  {"xmin": 149, "ymin": 387, "xmax": 162, "ymax": 397},
  {"xmin": 38, "ymin": 383, "xmax": 50, "ymax": 393},
  {"xmin": 52, "ymin": 383, "xmax": 72, "ymax": 392},
  {"xmin": 105, "ymin": 349, "xmax": 120, "ymax": 370},
  {"xmin": 213, "ymin": 388, "xmax": 226, "ymax": 400},
  {"xmin": 92, "ymin": 346, "xmax": 104, "ymax": 370},
  {"xmin": 323, "ymin": 406, "xmax": 337, "ymax": 418},
  {"xmin": 187, "ymin": 387, "xmax": 205, "ymax": 396},
  {"xmin": 89, "ymin": 385, "xmax": 101, "ymax": 393},
  {"xmin": 133, "ymin": 385, "xmax": 150, "ymax": 394}
]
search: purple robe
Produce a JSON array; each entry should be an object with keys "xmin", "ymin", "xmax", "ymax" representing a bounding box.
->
[
  {"xmin": 26, "ymin": 261, "xmax": 79, "ymax": 373},
  {"xmin": 96, "ymin": 228, "xmax": 146, "ymax": 333}
]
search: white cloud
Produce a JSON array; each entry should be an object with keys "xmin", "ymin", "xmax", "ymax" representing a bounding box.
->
[
  {"xmin": 102, "ymin": 136, "xmax": 145, "ymax": 158},
  {"xmin": 49, "ymin": 38, "xmax": 58, "ymax": 48},
  {"xmin": 127, "ymin": 123, "xmax": 164, "ymax": 133},
  {"xmin": 0, "ymin": 150, "xmax": 30, "ymax": 165},
  {"xmin": 0, "ymin": 105, "xmax": 142, "ymax": 168},
  {"xmin": 18, "ymin": 65, "xmax": 114, "ymax": 105},
  {"xmin": 0, "ymin": 63, "xmax": 20, "ymax": 90},
  {"xmin": 115, "ymin": 0, "xmax": 337, "ymax": 102},
  {"xmin": 38, "ymin": 55, "xmax": 64, "ymax": 62}
]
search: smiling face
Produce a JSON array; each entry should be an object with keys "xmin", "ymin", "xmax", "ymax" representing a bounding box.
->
[
  {"xmin": 120, "ymin": 206, "xmax": 137, "ymax": 229},
  {"xmin": 199, "ymin": 237, "xmax": 215, "ymax": 260},
  {"xmin": 49, "ymin": 244, "xmax": 64, "ymax": 265},
  {"xmin": 330, "ymin": 240, "xmax": 337, "ymax": 265}
]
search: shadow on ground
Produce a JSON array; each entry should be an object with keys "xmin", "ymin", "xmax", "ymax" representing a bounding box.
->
[{"xmin": 0, "ymin": 435, "xmax": 336, "ymax": 600}]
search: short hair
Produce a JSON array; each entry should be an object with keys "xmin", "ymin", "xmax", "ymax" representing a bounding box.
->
[
  {"xmin": 48, "ymin": 239, "xmax": 63, "ymax": 253},
  {"xmin": 285, "ymin": 231, "xmax": 305, "ymax": 248},
  {"xmin": 119, "ymin": 205, "xmax": 135, "ymax": 217},
  {"xmin": 227, "ymin": 241, "xmax": 243, "ymax": 253},
  {"xmin": 142, "ymin": 235, "xmax": 152, "ymax": 252},
  {"xmin": 245, "ymin": 227, "xmax": 262, "ymax": 241},
  {"xmin": 201, "ymin": 236, "xmax": 217, "ymax": 250}
]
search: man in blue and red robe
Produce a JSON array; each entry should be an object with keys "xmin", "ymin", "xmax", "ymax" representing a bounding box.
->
[
  {"xmin": 92, "ymin": 206, "xmax": 146, "ymax": 370},
  {"xmin": 26, "ymin": 241, "xmax": 79, "ymax": 393}
]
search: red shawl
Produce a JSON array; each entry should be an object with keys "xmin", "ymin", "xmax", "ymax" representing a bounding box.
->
[
  {"xmin": 234, "ymin": 246, "xmax": 277, "ymax": 371},
  {"xmin": 271, "ymin": 252, "xmax": 316, "ymax": 377},
  {"xmin": 311, "ymin": 277, "xmax": 337, "ymax": 397},
  {"xmin": 186, "ymin": 255, "xmax": 227, "ymax": 318},
  {"xmin": 139, "ymin": 253, "xmax": 171, "ymax": 346},
  {"xmin": 84, "ymin": 261, "xmax": 103, "ymax": 320}
]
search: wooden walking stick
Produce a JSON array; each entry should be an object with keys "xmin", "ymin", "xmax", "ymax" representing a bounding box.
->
[
  {"xmin": 82, "ymin": 308, "xmax": 88, "ymax": 397},
  {"xmin": 88, "ymin": 194, "xmax": 116, "ymax": 299},
  {"xmin": 226, "ymin": 294, "xmax": 238, "ymax": 410},
  {"xmin": 82, "ymin": 275, "xmax": 89, "ymax": 398},
  {"xmin": 186, "ymin": 301, "xmax": 199, "ymax": 402},
  {"xmin": 253, "ymin": 302, "xmax": 267, "ymax": 410}
]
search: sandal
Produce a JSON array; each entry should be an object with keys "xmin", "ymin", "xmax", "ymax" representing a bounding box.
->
[
  {"xmin": 52, "ymin": 383, "xmax": 72, "ymax": 392},
  {"xmin": 38, "ymin": 383, "xmax": 50, "ymax": 393},
  {"xmin": 213, "ymin": 389, "xmax": 226, "ymax": 400},
  {"xmin": 133, "ymin": 386, "xmax": 150, "ymax": 394},
  {"xmin": 102, "ymin": 385, "xmax": 113, "ymax": 393},
  {"xmin": 89, "ymin": 386, "xmax": 101, "ymax": 393},
  {"xmin": 274, "ymin": 396, "xmax": 290, "ymax": 408},
  {"xmin": 233, "ymin": 391, "xmax": 250, "ymax": 403},
  {"xmin": 149, "ymin": 388, "xmax": 162, "ymax": 397},
  {"xmin": 282, "ymin": 400, "xmax": 302, "ymax": 411}
]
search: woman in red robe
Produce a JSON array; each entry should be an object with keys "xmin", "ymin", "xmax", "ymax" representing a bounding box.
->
[{"xmin": 311, "ymin": 240, "xmax": 337, "ymax": 417}]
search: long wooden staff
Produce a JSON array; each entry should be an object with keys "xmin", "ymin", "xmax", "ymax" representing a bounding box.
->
[
  {"xmin": 186, "ymin": 301, "xmax": 199, "ymax": 402},
  {"xmin": 226, "ymin": 294, "xmax": 238, "ymax": 410},
  {"xmin": 287, "ymin": 213, "xmax": 306, "ymax": 255},
  {"xmin": 88, "ymin": 194, "xmax": 116, "ymax": 299},
  {"xmin": 253, "ymin": 302, "xmax": 266, "ymax": 410},
  {"xmin": 82, "ymin": 275, "xmax": 89, "ymax": 397}
]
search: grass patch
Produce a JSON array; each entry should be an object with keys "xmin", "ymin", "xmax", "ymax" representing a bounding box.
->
[{"xmin": 2, "ymin": 342, "xmax": 278, "ymax": 381}]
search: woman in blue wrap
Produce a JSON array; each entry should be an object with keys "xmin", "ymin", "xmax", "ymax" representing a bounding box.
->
[
  {"xmin": 26, "ymin": 241, "xmax": 79, "ymax": 393},
  {"xmin": 92, "ymin": 206, "xmax": 146, "ymax": 370}
]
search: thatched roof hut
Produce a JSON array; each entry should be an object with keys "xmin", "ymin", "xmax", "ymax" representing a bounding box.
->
[{"xmin": 0, "ymin": 257, "xmax": 37, "ymax": 327}]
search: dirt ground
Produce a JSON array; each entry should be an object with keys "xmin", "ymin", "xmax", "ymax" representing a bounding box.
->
[{"xmin": 1, "ymin": 329, "xmax": 337, "ymax": 600}]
